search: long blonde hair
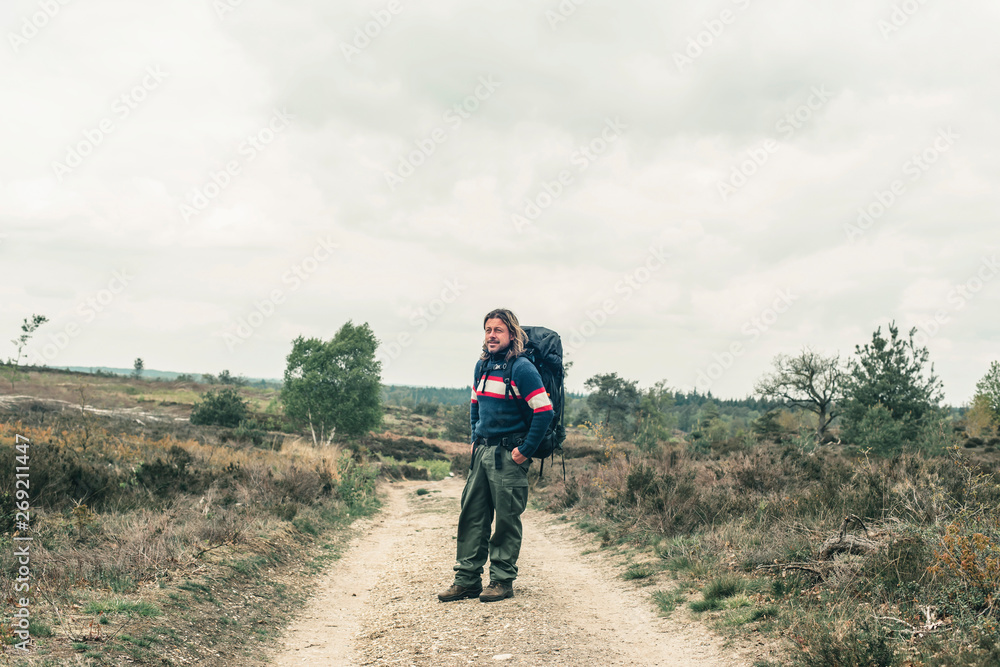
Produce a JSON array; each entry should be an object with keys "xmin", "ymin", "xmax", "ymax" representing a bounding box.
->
[{"xmin": 480, "ymin": 308, "xmax": 526, "ymax": 362}]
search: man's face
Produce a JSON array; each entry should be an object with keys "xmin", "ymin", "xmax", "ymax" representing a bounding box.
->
[{"xmin": 484, "ymin": 318, "xmax": 511, "ymax": 354}]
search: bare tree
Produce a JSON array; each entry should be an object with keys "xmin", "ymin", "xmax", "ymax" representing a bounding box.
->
[
  {"xmin": 755, "ymin": 347, "xmax": 845, "ymax": 440},
  {"xmin": 5, "ymin": 314, "xmax": 48, "ymax": 390}
]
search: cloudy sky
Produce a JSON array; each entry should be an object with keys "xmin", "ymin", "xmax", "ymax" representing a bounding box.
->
[{"xmin": 2, "ymin": 0, "xmax": 997, "ymax": 404}]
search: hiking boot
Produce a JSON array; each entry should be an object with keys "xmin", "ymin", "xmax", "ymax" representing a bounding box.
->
[
  {"xmin": 437, "ymin": 582, "xmax": 482, "ymax": 602},
  {"xmin": 479, "ymin": 580, "xmax": 514, "ymax": 602}
]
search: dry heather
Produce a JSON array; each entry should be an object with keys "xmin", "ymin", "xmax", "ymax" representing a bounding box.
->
[
  {"xmin": 0, "ymin": 410, "xmax": 379, "ymax": 666},
  {"xmin": 531, "ymin": 425, "xmax": 1000, "ymax": 666}
]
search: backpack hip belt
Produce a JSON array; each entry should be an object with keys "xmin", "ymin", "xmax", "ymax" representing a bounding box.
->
[{"xmin": 475, "ymin": 432, "xmax": 528, "ymax": 450}]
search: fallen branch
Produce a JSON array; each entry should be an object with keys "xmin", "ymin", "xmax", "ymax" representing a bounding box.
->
[
  {"xmin": 754, "ymin": 562, "xmax": 826, "ymax": 581},
  {"xmin": 819, "ymin": 514, "xmax": 877, "ymax": 560},
  {"xmin": 194, "ymin": 541, "xmax": 232, "ymax": 559},
  {"xmin": 877, "ymin": 606, "xmax": 946, "ymax": 637},
  {"xmin": 839, "ymin": 514, "xmax": 870, "ymax": 539}
]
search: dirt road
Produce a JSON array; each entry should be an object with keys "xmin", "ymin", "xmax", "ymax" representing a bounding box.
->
[{"xmin": 269, "ymin": 477, "xmax": 755, "ymax": 666}]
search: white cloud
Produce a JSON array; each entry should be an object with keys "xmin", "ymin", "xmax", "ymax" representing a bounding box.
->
[{"xmin": 1, "ymin": 0, "xmax": 997, "ymax": 404}]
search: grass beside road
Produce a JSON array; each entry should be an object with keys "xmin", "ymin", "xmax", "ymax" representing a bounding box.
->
[
  {"xmin": 529, "ymin": 426, "xmax": 1000, "ymax": 666},
  {"xmin": 0, "ymin": 373, "xmax": 380, "ymax": 666}
]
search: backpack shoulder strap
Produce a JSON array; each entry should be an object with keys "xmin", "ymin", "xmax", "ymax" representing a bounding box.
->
[
  {"xmin": 475, "ymin": 358, "xmax": 487, "ymax": 390},
  {"xmin": 503, "ymin": 356, "xmax": 533, "ymax": 430}
]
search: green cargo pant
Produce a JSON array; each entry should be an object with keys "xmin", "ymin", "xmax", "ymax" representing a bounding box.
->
[{"xmin": 453, "ymin": 443, "xmax": 530, "ymax": 587}]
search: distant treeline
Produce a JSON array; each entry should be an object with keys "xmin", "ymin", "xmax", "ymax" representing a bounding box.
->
[
  {"xmin": 381, "ymin": 384, "xmax": 588, "ymax": 407},
  {"xmin": 381, "ymin": 382, "xmax": 779, "ymax": 429},
  {"xmin": 668, "ymin": 391, "xmax": 782, "ymax": 431},
  {"xmin": 382, "ymin": 385, "xmax": 472, "ymax": 407},
  {"xmin": 565, "ymin": 389, "xmax": 783, "ymax": 433}
]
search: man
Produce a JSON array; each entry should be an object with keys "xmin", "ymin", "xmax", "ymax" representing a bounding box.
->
[{"xmin": 438, "ymin": 308, "xmax": 554, "ymax": 603}]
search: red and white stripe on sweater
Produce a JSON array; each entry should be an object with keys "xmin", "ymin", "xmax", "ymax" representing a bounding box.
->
[{"xmin": 471, "ymin": 373, "xmax": 552, "ymax": 413}]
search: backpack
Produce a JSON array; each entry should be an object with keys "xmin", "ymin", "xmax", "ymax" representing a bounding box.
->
[{"xmin": 499, "ymin": 326, "xmax": 567, "ymax": 480}]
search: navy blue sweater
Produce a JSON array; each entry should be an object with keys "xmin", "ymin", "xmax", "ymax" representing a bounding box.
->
[{"xmin": 470, "ymin": 351, "xmax": 554, "ymax": 459}]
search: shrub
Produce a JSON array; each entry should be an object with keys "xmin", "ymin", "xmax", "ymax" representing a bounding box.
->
[
  {"xmin": 443, "ymin": 405, "xmax": 470, "ymax": 443},
  {"xmin": 190, "ymin": 388, "xmax": 248, "ymax": 428},
  {"xmin": 413, "ymin": 403, "xmax": 439, "ymax": 416},
  {"xmin": 413, "ymin": 458, "xmax": 450, "ymax": 480},
  {"xmin": 914, "ymin": 411, "xmax": 956, "ymax": 454},
  {"xmin": 377, "ymin": 458, "xmax": 430, "ymax": 481},
  {"xmin": 865, "ymin": 533, "xmax": 931, "ymax": 591},
  {"xmin": 0, "ymin": 439, "xmax": 120, "ymax": 511},
  {"xmin": 362, "ymin": 435, "xmax": 448, "ymax": 462},
  {"xmin": 928, "ymin": 454, "xmax": 1000, "ymax": 620},
  {"xmin": 336, "ymin": 454, "xmax": 377, "ymax": 509},
  {"xmin": 279, "ymin": 465, "xmax": 326, "ymax": 504},
  {"xmin": 450, "ymin": 452, "xmax": 472, "ymax": 477},
  {"xmin": 135, "ymin": 445, "xmax": 207, "ymax": 498},
  {"xmin": 849, "ymin": 403, "xmax": 905, "ymax": 455},
  {"xmin": 233, "ymin": 418, "xmax": 266, "ymax": 446},
  {"xmin": 791, "ymin": 617, "xmax": 900, "ymax": 667}
]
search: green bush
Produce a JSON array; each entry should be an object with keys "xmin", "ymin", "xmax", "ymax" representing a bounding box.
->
[
  {"xmin": 443, "ymin": 405, "xmax": 470, "ymax": 443},
  {"xmin": 233, "ymin": 418, "xmax": 266, "ymax": 446},
  {"xmin": 413, "ymin": 458, "xmax": 450, "ymax": 480},
  {"xmin": 135, "ymin": 445, "xmax": 207, "ymax": 498},
  {"xmin": 913, "ymin": 411, "xmax": 957, "ymax": 454},
  {"xmin": 752, "ymin": 410, "xmax": 786, "ymax": 443},
  {"xmin": 376, "ymin": 457, "xmax": 430, "ymax": 481},
  {"xmin": 190, "ymin": 388, "xmax": 249, "ymax": 428},
  {"xmin": 849, "ymin": 403, "xmax": 906, "ymax": 455},
  {"xmin": 337, "ymin": 454, "xmax": 377, "ymax": 509}
]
